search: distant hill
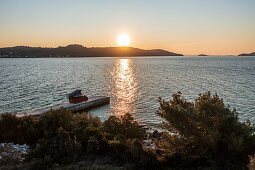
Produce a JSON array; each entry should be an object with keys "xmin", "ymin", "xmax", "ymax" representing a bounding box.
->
[
  {"xmin": 0, "ymin": 44, "xmax": 183, "ymax": 58},
  {"xmin": 238, "ymin": 52, "xmax": 255, "ymax": 56},
  {"xmin": 198, "ymin": 54, "xmax": 208, "ymax": 56}
]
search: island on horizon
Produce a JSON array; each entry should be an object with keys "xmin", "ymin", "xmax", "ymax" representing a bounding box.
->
[
  {"xmin": 198, "ymin": 54, "xmax": 208, "ymax": 56},
  {"xmin": 238, "ymin": 52, "xmax": 255, "ymax": 56},
  {"xmin": 0, "ymin": 44, "xmax": 183, "ymax": 58}
]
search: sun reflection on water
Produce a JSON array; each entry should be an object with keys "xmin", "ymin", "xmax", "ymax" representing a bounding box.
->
[{"xmin": 111, "ymin": 59, "xmax": 137, "ymax": 116}]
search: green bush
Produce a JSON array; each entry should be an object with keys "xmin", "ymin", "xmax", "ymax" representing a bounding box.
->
[
  {"xmin": 103, "ymin": 113, "xmax": 146, "ymax": 140},
  {"xmin": 127, "ymin": 138, "xmax": 158, "ymax": 167},
  {"xmin": 156, "ymin": 91, "xmax": 255, "ymax": 168},
  {"xmin": 29, "ymin": 108, "xmax": 100, "ymax": 163},
  {"xmin": 0, "ymin": 108, "xmax": 152, "ymax": 168},
  {"xmin": 0, "ymin": 113, "xmax": 37, "ymax": 144},
  {"xmin": 87, "ymin": 136, "xmax": 100, "ymax": 153},
  {"xmin": 107, "ymin": 138, "xmax": 158, "ymax": 167},
  {"xmin": 36, "ymin": 108, "xmax": 74, "ymax": 139}
]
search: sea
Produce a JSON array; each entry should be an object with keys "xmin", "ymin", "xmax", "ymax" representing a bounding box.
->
[{"xmin": 0, "ymin": 56, "xmax": 254, "ymax": 130}]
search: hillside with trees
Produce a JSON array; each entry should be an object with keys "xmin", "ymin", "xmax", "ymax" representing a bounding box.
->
[{"xmin": 0, "ymin": 44, "xmax": 183, "ymax": 58}]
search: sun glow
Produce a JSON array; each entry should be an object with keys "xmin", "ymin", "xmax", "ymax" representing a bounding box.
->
[{"xmin": 117, "ymin": 33, "xmax": 130, "ymax": 47}]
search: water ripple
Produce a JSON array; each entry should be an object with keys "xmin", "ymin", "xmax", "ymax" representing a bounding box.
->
[{"xmin": 0, "ymin": 56, "xmax": 255, "ymax": 130}]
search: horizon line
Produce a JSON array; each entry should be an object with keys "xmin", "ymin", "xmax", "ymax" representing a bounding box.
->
[{"xmin": 0, "ymin": 44, "xmax": 253, "ymax": 56}]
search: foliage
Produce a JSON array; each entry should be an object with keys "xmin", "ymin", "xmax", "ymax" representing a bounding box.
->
[
  {"xmin": 248, "ymin": 154, "xmax": 255, "ymax": 170},
  {"xmin": 156, "ymin": 91, "xmax": 255, "ymax": 168},
  {"xmin": 103, "ymin": 113, "xmax": 146, "ymax": 140},
  {"xmin": 87, "ymin": 136, "xmax": 100, "ymax": 153},
  {"xmin": 0, "ymin": 108, "xmax": 152, "ymax": 168},
  {"xmin": 107, "ymin": 138, "xmax": 158, "ymax": 168},
  {"xmin": 29, "ymin": 108, "xmax": 101, "ymax": 164},
  {"xmin": 0, "ymin": 113, "xmax": 37, "ymax": 144}
]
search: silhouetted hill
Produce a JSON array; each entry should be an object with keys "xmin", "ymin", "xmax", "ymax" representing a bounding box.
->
[
  {"xmin": 239, "ymin": 52, "xmax": 255, "ymax": 56},
  {"xmin": 0, "ymin": 44, "xmax": 183, "ymax": 58},
  {"xmin": 198, "ymin": 54, "xmax": 208, "ymax": 56}
]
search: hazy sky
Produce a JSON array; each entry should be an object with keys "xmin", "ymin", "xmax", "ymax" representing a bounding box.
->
[{"xmin": 0, "ymin": 0, "xmax": 255, "ymax": 55}]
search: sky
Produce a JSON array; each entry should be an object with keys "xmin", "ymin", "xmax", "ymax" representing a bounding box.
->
[{"xmin": 0, "ymin": 0, "xmax": 255, "ymax": 55}]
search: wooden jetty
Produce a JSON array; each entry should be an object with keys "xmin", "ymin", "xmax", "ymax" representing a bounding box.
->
[{"xmin": 16, "ymin": 96, "xmax": 110, "ymax": 117}]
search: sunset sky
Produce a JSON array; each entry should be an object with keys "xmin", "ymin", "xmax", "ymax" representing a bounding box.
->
[{"xmin": 0, "ymin": 0, "xmax": 255, "ymax": 55}]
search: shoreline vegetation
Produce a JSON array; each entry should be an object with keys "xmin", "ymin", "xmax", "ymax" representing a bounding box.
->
[
  {"xmin": 1, "ymin": 92, "xmax": 255, "ymax": 169},
  {"xmin": 0, "ymin": 44, "xmax": 183, "ymax": 58}
]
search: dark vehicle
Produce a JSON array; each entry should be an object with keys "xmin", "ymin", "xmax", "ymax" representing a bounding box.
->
[{"xmin": 68, "ymin": 90, "xmax": 88, "ymax": 104}]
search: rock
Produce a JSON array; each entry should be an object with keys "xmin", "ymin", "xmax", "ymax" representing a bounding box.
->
[{"xmin": 152, "ymin": 130, "xmax": 161, "ymax": 139}]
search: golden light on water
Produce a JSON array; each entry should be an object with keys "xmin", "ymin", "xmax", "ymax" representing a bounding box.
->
[{"xmin": 111, "ymin": 58, "xmax": 137, "ymax": 116}]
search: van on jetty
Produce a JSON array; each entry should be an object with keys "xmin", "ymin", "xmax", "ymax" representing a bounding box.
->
[{"xmin": 16, "ymin": 90, "xmax": 110, "ymax": 117}]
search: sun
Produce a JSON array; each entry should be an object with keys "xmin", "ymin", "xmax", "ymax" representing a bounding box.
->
[{"xmin": 117, "ymin": 33, "xmax": 130, "ymax": 47}]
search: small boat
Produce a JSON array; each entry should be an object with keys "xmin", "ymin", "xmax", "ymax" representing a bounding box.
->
[{"xmin": 16, "ymin": 90, "xmax": 110, "ymax": 117}]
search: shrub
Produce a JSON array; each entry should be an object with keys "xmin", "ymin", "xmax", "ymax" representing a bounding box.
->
[
  {"xmin": 0, "ymin": 108, "xmax": 152, "ymax": 168},
  {"xmin": 87, "ymin": 136, "xmax": 100, "ymax": 153},
  {"xmin": 0, "ymin": 113, "xmax": 37, "ymax": 144},
  {"xmin": 29, "ymin": 127, "xmax": 82, "ymax": 164},
  {"xmin": 72, "ymin": 112, "xmax": 102, "ymax": 129},
  {"xmin": 107, "ymin": 138, "xmax": 158, "ymax": 167},
  {"xmin": 103, "ymin": 113, "xmax": 146, "ymax": 140},
  {"xmin": 36, "ymin": 108, "xmax": 74, "ymax": 139},
  {"xmin": 248, "ymin": 154, "xmax": 255, "ymax": 170},
  {"xmin": 127, "ymin": 138, "xmax": 157, "ymax": 167},
  {"xmin": 156, "ymin": 91, "xmax": 255, "ymax": 168}
]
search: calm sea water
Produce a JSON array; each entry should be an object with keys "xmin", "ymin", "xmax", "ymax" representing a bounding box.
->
[{"xmin": 0, "ymin": 56, "xmax": 254, "ymax": 129}]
